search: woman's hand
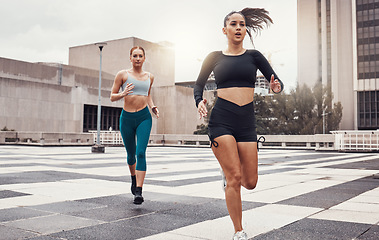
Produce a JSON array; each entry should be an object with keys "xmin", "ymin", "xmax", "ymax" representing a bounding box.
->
[
  {"xmin": 151, "ymin": 106, "xmax": 159, "ymax": 118},
  {"xmin": 270, "ymin": 74, "xmax": 281, "ymax": 94},
  {"xmin": 122, "ymin": 83, "xmax": 134, "ymax": 97},
  {"xmin": 198, "ymin": 99, "xmax": 208, "ymax": 119}
]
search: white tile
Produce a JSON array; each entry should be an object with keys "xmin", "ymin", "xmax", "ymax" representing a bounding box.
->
[
  {"xmin": 165, "ymin": 204, "xmax": 321, "ymax": 240},
  {"xmin": 310, "ymin": 209, "xmax": 379, "ymax": 224},
  {"xmin": 147, "ymin": 171, "xmax": 220, "ymax": 181},
  {"xmin": 348, "ymin": 195, "xmax": 379, "ymax": 204},
  {"xmin": 331, "ymin": 202, "xmax": 379, "ymax": 213},
  {"xmin": 0, "ymin": 195, "xmax": 66, "ymax": 209}
]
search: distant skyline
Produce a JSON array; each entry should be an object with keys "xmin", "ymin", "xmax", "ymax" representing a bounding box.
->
[{"xmin": 0, "ymin": 0, "xmax": 297, "ymax": 91}]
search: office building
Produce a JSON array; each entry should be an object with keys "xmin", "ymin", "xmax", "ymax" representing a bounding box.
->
[{"xmin": 298, "ymin": 0, "xmax": 379, "ymax": 130}]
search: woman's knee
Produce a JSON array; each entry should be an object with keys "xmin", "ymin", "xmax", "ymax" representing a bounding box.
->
[
  {"xmin": 136, "ymin": 151, "xmax": 147, "ymax": 171},
  {"xmin": 127, "ymin": 156, "xmax": 136, "ymax": 166},
  {"xmin": 243, "ymin": 175, "xmax": 258, "ymax": 190},
  {"xmin": 226, "ymin": 171, "xmax": 242, "ymax": 189},
  {"xmin": 136, "ymin": 151, "xmax": 146, "ymax": 160}
]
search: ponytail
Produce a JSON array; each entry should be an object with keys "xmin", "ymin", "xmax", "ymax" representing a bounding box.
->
[{"xmin": 224, "ymin": 8, "xmax": 273, "ymax": 45}]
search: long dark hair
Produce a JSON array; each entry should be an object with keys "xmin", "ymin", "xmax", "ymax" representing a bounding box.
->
[{"xmin": 224, "ymin": 8, "xmax": 273, "ymax": 45}]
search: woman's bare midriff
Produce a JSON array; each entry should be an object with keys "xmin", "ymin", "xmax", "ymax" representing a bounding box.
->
[
  {"xmin": 217, "ymin": 87, "xmax": 255, "ymax": 106},
  {"xmin": 123, "ymin": 95, "xmax": 148, "ymax": 112}
]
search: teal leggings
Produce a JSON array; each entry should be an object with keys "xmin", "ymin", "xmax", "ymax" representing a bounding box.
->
[{"xmin": 120, "ymin": 107, "xmax": 152, "ymax": 171}]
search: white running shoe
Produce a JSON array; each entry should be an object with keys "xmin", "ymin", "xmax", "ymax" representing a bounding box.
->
[
  {"xmin": 233, "ymin": 230, "xmax": 248, "ymax": 240},
  {"xmin": 220, "ymin": 168, "xmax": 226, "ymax": 191}
]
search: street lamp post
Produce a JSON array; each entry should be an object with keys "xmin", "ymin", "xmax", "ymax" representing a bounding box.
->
[
  {"xmin": 92, "ymin": 42, "xmax": 107, "ymax": 153},
  {"xmin": 322, "ymin": 109, "xmax": 331, "ymax": 134}
]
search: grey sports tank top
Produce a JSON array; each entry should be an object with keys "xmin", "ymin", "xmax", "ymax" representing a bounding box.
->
[{"xmin": 121, "ymin": 73, "xmax": 150, "ymax": 96}]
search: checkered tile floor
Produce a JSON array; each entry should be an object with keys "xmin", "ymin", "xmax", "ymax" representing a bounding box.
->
[{"xmin": 0, "ymin": 146, "xmax": 378, "ymax": 239}]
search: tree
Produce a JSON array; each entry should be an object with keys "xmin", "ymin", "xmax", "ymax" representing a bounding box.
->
[
  {"xmin": 255, "ymin": 82, "xmax": 343, "ymax": 135},
  {"xmin": 193, "ymin": 82, "xmax": 343, "ymax": 135}
]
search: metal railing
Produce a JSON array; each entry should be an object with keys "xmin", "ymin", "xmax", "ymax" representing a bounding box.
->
[
  {"xmin": 89, "ymin": 131, "xmax": 336, "ymax": 150},
  {"xmin": 89, "ymin": 130, "xmax": 124, "ymax": 145},
  {"xmin": 331, "ymin": 130, "xmax": 379, "ymax": 152}
]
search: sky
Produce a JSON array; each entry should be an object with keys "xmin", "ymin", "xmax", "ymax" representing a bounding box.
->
[{"xmin": 0, "ymin": 0, "xmax": 297, "ymax": 91}]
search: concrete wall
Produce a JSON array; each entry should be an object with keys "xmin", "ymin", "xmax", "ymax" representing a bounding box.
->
[
  {"xmin": 0, "ymin": 55, "xmax": 209, "ymax": 135},
  {"xmin": 151, "ymin": 85, "xmax": 215, "ymax": 134},
  {"xmin": 69, "ymin": 37, "xmax": 175, "ymax": 87},
  {"xmin": 297, "ymin": 0, "xmax": 321, "ymax": 86},
  {"xmin": 0, "ymin": 57, "xmax": 123, "ymax": 133},
  {"xmin": 330, "ymin": 0, "xmax": 354, "ymax": 130}
]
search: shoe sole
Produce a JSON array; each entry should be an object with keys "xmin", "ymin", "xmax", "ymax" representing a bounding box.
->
[{"xmin": 133, "ymin": 196, "xmax": 144, "ymax": 204}]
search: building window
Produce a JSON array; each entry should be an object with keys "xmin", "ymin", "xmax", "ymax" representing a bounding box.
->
[
  {"xmin": 83, "ymin": 104, "xmax": 122, "ymax": 132},
  {"xmin": 358, "ymin": 91, "xmax": 379, "ymax": 129}
]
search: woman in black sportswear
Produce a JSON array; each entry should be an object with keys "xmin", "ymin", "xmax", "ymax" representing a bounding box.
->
[{"xmin": 194, "ymin": 8, "xmax": 283, "ymax": 240}]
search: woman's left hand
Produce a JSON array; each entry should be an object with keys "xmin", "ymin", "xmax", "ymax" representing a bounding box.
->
[
  {"xmin": 270, "ymin": 74, "xmax": 281, "ymax": 94},
  {"xmin": 152, "ymin": 106, "xmax": 159, "ymax": 118}
]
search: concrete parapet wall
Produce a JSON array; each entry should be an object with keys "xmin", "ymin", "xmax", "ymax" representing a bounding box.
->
[
  {"xmin": 0, "ymin": 131, "xmax": 93, "ymax": 146},
  {"xmin": 260, "ymin": 134, "xmax": 335, "ymax": 150},
  {"xmin": 150, "ymin": 134, "xmax": 335, "ymax": 150}
]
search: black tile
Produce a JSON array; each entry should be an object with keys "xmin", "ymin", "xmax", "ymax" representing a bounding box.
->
[
  {"xmin": 324, "ymin": 158, "xmax": 379, "ymax": 170},
  {"xmin": 0, "ymin": 190, "xmax": 31, "ymax": 199},
  {"xmin": 0, "ymin": 207, "xmax": 52, "ymax": 222},
  {"xmin": 357, "ymin": 225, "xmax": 379, "ymax": 240},
  {"xmin": 0, "ymin": 224, "xmax": 38, "ymax": 240},
  {"xmin": 49, "ymin": 221, "xmax": 158, "ymax": 240},
  {"xmin": 75, "ymin": 194, "xmax": 132, "ymax": 207},
  {"xmin": 28, "ymin": 201, "xmax": 106, "ymax": 214},
  {"xmin": 253, "ymin": 218, "xmax": 372, "ymax": 240},
  {"xmin": 277, "ymin": 176, "xmax": 379, "ymax": 208},
  {"xmin": 68, "ymin": 204, "xmax": 155, "ymax": 222}
]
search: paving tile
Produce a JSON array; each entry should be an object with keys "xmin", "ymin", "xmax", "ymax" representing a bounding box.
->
[
  {"xmin": 49, "ymin": 220, "xmax": 159, "ymax": 240},
  {"xmin": 254, "ymin": 218, "xmax": 372, "ymax": 240},
  {"xmin": 309, "ymin": 209, "xmax": 379, "ymax": 224},
  {"xmin": 0, "ymin": 224, "xmax": 38, "ymax": 240},
  {"xmin": 27, "ymin": 200, "xmax": 106, "ymax": 214},
  {"xmin": 0, "ymin": 190, "xmax": 31, "ymax": 199},
  {"xmin": 325, "ymin": 158, "xmax": 379, "ymax": 170},
  {"xmin": 3, "ymin": 214, "xmax": 105, "ymax": 235},
  {"xmin": 0, "ymin": 207, "xmax": 52, "ymax": 222},
  {"xmin": 277, "ymin": 176, "xmax": 379, "ymax": 208},
  {"xmin": 331, "ymin": 201, "xmax": 379, "ymax": 213},
  {"xmin": 357, "ymin": 225, "xmax": 379, "ymax": 240},
  {"xmin": 0, "ymin": 146, "xmax": 377, "ymax": 240}
]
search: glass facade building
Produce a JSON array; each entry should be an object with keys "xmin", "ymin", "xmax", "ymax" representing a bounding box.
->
[{"xmin": 356, "ymin": 0, "xmax": 379, "ymax": 129}]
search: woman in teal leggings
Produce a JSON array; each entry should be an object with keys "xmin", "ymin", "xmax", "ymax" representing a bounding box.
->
[{"xmin": 110, "ymin": 46, "xmax": 159, "ymax": 204}]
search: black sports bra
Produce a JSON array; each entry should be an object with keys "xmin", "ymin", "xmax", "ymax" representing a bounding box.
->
[{"xmin": 194, "ymin": 49, "xmax": 283, "ymax": 107}]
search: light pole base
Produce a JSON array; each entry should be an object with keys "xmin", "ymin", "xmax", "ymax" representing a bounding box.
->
[{"xmin": 91, "ymin": 144, "xmax": 105, "ymax": 153}]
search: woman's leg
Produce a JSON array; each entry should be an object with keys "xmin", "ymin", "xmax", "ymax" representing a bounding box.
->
[
  {"xmin": 120, "ymin": 117, "xmax": 137, "ymax": 173},
  {"xmin": 135, "ymin": 115, "xmax": 152, "ymax": 187},
  {"xmin": 237, "ymin": 142, "xmax": 258, "ymax": 190},
  {"xmin": 120, "ymin": 115, "xmax": 137, "ymax": 195},
  {"xmin": 211, "ymin": 135, "xmax": 243, "ymax": 233}
]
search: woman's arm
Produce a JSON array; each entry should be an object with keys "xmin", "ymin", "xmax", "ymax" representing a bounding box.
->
[
  {"xmin": 254, "ymin": 50, "xmax": 284, "ymax": 94},
  {"xmin": 147, "ymin": 73, "xmax": 159, "ymax": 118},
  {"xmin": 194, "ymin": 52, "xmax": 216, "ymax": 107},
  {"xmin": 110, "ymin": 71, "xmax": 134, "ymax": 102}
]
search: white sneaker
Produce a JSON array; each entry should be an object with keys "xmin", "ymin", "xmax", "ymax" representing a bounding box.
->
[
  {"xmin": 220, "ymin": 168, "xmax": 226, "ymax": 191},
  {"xmin": 233, "ymin": 230, "xmax": 248, "ymax": 240}
]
